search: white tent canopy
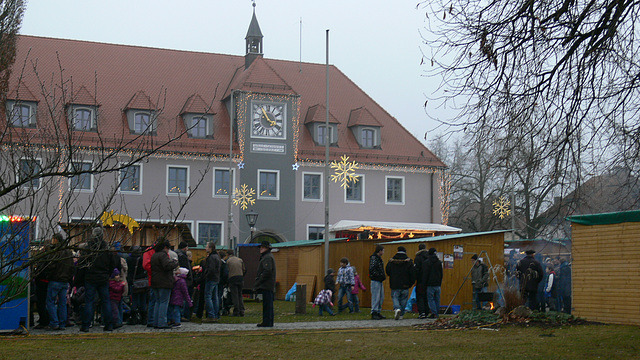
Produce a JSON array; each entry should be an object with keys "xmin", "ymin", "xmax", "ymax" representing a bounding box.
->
[{"xmin": 329, "ymin": 220, "xmax": 461, "ymax": 234}]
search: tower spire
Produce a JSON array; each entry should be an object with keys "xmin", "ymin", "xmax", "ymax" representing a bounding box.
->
[{"xmin": 245, "ymin": 1, "xmax": 263, "ymax": 69}]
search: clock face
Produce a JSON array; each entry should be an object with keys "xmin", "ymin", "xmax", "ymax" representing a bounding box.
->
[{"xmin": 251, "ymin": 102, "xmax": 285, "ymax": 138}]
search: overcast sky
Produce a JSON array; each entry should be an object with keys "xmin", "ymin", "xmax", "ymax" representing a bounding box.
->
[{"xmin": 20, "ymin": 0, "xmax": 443, "ymax": 145}]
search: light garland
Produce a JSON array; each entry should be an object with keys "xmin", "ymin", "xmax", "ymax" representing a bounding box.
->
[{"xmin": 439, "ymin": 169, "xmax": 452, "ymax": 225}]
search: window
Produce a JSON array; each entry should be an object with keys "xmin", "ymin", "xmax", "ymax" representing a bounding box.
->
[
  {"xmin": 71, "ymin": 108, "xmax": 95, "ymax": 131},
  {"xmin": 70, "ymin": 161, "xmax": 92, "ymax": 191},
  {"xmin": 119, "ymin": 164, "xmax": 142, "ymax": 193},
  {"xmin": 317, "ymin": 125, "xmax": 334, "ymax": 145},
  {"xmin": 303, "ymin": 173, "xmax": 322, "ymax": 201},
  {"xmin": 198, "ymin": 222, "xmax": 222, "ymax": 246},
  {"xmin": 134, "ymin": 112, "xmax": 152, "ymax": 134},
  {"xmin": 308, "ymin": 225, "xmax": 325, "ymax": 240},
  {"xmin": 18, "ymin": 158, "xmax": 41, "ymax": 189},
  {"xmin": 386, "ymin": 176, "xmax": 405, "ymax": 204},
  {"xmin": 345, "ymin": 175, "xmax": 364, "ymax": 202},
  {"xmin": 167, "ymin": 166, "xmax": 189, "ymax": 195},
  {"xmin": 9, "ymin": 103, "xmax": 35, "ymax": 127},
  {"xmin": 189, "ymin": 116, "xmax": 210, "ymax": 138},
  {"xmin": 361, "ymin": 128, "xmax": 375, "ymax": 148},
  {"xmin": 214, "ymin": 168, "xmax": 234, "ymax": 196},
  {"xmin": 258, "ymin": 170, "xmax": 279, "ymax": 199}
]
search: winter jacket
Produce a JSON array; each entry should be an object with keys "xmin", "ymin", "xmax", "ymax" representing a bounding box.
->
[
  {"xmin": 150, "ymin": 251, "xmax": 178, "ymax": 289},
  {"xmin": 109, "ymin": 279, "xmax": 125, "ymax": 302},
  {"xmin": 254, "ymin": 250, "xmax": 276, "ymax": 292},
  {"xmin": 127, "ymin": 254, "xmax": 147, "ymax": 283},
  {"xmin": 544, "ymin": 270, "xmax": 557, "ymax": 296},
  {"xmin": 351, "ymin": 274, "xmax": 367, "ymax": 294},
  {"xmin": 176, "ymin": 248, "xmax": 193, "ymax": 286},
  {"xmin": 80, "ymin": 238, "xmax": 121, "ymax": 285},
  {"xmin": 142, "ymin": 246, "xmax": 156, "ymax": 286},
  {"xmin": 471, "ymin": 262, "xmax": 489, "ymax": 289},
  {"xmin": 336, "ymin": 265, "xmax": 355, "ymax": 286},
  {"xmin": 324, "ymin": 274, "xmax": 336, "ymax": 291},
  {"xmin": 385, "ymin": 251, "xmax": 416, "ymax": 290},
  {"xmin": 558, "ymin": 262, "xmax": 572, "ymax": 297},
  {"xmin": 369, "ymin": 253, "xmax": 386, "ymax": 282},
  {"xmin": 227, "ymin": 255, "xmax": 245, "ymax": 283},
  {"xmin": 205, "ymin": 251, "xmax": 222, "ymax": 283},
  {"xmin": 423, "ymin": 254, "xmax": 443, "ymax": 287},
  {"xmin": 170, "ymin": 274, "xmax": 192, "ymax": 307},
  {"xmin": 314, "ymin": 289, "xmax": 333, "ymax": 306},
  {"xmin": 413, "ymin": 249, "xmax": 429, "ymax": 286},
  {"xmin": 516, "ymin": 255, "xmax": 544, "ymax": 292},
  {"xmin": 48, "ymin": 249, "xmax": 75, "ymax": 283}
]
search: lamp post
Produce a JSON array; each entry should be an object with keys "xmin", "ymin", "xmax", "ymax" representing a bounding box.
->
[{"xmin": 245, "ymin": 210, "xmax": 258, "ymax": 243}]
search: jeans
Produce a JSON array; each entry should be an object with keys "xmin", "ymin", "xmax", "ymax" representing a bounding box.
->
[
  {"xmin": 168, "ymin": 304, "xmax": 183, "ymax": 324},
  {"xmin": 83, "ymin": 282, "xmax": 113, "ymax": 329},
  {"xmin": 337, "ymin": 285, "xmax": 353, "ymax": 312},
  {"xmin": 427, "ymin": 286, "xmax": 441, "ymax": 317},
  {"xmin": 348, "ymin": 293, "xmax": 360, "ymax": 312},
  {"xmin": 131, "ymin": 291, "xmax": 148, "ymax": 313},
  {"xmin": 153, "ymin": 288, "xmax": 171, "ymax": 327},
  {"xmin": 260, "ymin": 289, "xmax": 274, "ymax": 326},
  {"xmin": 147, "ymin": 288, "xmax": 156, "ymax": 326},
  {"xmin": 370, "ymin": 281, "xmax": 384, "ymax": 314},
  {"xmin": 204, "ymin": 280, "xmax": 219, "ymax": 319},
  {"xmin": 391, "ymin": 288, "xmax": 409, "ymax": 316},
  {"xmin": 318, "ymin": 304, "xmax": 334, "ymax": 316},
  {"xmin": 46, "ymin": 281, "xmax": 69, "ymax": 329},
  {"xmin": 473, "ymin": 286, "xmax": 488, "ymax": 310}
]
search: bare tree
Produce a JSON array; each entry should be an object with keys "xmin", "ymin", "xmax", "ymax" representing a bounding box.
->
[
  {"xmin": 419, "ymin": 0, "xmax": 640, "ymax": 180},
  {"xmin": 0, "ymin": 0, "xmax": 25, "ymax": 100}
]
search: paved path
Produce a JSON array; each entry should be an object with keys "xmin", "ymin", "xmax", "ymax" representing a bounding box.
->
[{"xmin": 27, "ymin": 318, "xmax": 432, "ymax": 335}]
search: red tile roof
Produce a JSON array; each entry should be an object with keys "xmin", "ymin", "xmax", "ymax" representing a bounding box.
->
[{"xmin": 6, "ymin": 35, "xmax": 445, "ymax": 168}]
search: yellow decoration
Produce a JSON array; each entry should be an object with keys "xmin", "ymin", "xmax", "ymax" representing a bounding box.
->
[
  {"xmin": 100, "ymin": 211, "xmax": 140, "ymax": 234},
  {"xmin": 233, "ymin": 184, "xmax": 256, "ymax": 210},
  {"xmin": 330, "ymin": 155, "xmax": 360, "ymax": 189},
  {"xmin": 493, "ymin": 196, "xmax": 511, "ymax": 219}
]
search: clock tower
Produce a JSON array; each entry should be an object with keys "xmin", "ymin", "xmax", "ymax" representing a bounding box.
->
[{"xmin": 245, "ymin": 3, "xmax": 263, "ymax": 70}]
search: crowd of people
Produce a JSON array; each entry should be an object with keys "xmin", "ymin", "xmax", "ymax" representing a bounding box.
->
[{"xmin": 30, "ymin": 228, "xmax": 279, "ymax": 332}]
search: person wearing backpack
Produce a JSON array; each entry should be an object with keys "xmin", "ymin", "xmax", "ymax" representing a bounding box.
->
[{"xmin": 516, "ymin": 249, "xmax": 544, "ymax": 310}]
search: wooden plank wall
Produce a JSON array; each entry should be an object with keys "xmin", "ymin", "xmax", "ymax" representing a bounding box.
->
[
  {"xmin": 271, "ymin": 233, "xmax": 505, "ymax": 313},
  {"xmin": 572, "ymin": 222, "xmax": 640, "ymax": 325}
]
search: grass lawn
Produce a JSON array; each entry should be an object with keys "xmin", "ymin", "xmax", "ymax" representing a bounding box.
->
[{"xmin": 2, "ymin": 301, "xmax": 638, "ymax": 359}]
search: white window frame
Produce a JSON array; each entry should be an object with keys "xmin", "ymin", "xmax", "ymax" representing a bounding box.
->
[
  {"xmin": 69, "ymin": 160, "xmax": 93, "ymax": 193},
  {"xmin": 213, "ymin": 168, "xmax": 235, "ymax": 198},
  {"xmin": 385, "ymin": 175, "xmax": 405, "ymax": 205},
  {"xmin": 196, "ymin": 221, "xmax": 224, "ymax": 247},
  {"xmin": 118, "ymin": 163, "xmax": 143, "ymax": 194},
  {"xmin": 302, "ymin": 172, "xmax": 323, "ymax": 202},
  {"xmin": 8, "ymin": 101, "xmax": 36, "ymax": 128},
  {"xmin": 344, "ymin": 174, "xmax": 365, "ymax": 203},
  {"xmin": 307, "ymin": 224, "xmax": 325, "ymax": 240},
  {"xmin": 361, "ymin": 127, "xmax": 377, "ymax": 148},
  {"xmin": 257, "ymin": 169, "xmax": 280, "ymax": 200},
  {"xmin": 17, "ymin": 157, "xmax": 42, "ymax": 189},
  {"xmin": 133, "ymin": 111, "xmax": 154, "ymax": 135},
  {"xmin": 70, "ymin": 106, "xmax": 96, "ymax": 131},
  {"xmin": 166, "ymin": 165, "xmax": 190, "ymax": 196}
]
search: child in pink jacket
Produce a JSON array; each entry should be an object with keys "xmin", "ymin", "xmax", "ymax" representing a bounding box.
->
[{"xmin": 350, "ymin": 267, "xmax": 367, "ymax": 313}]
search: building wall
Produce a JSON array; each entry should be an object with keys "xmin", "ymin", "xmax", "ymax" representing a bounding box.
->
[{"xmin": 572, "ymin": 222, "xmax": 640, "ymax": 325}]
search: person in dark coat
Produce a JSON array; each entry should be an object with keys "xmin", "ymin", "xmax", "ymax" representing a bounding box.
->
[
  {"xmin": 45, "ymin": 233, "xmax": 75, "ymax": 330},
  {"xmin": 254, "ymin": 241, "xmax": 276, "ymax": 327},
  {"xmin": 78, "ymin": 227, "xmax": 121, "ymax": 332},
  {"xmin": 558, "ymin": 257, "xmax": 572, "ymax": 314},
  {"xmin": 423, "ymin": 247, "xmax": 443, "ymax": 318},
  {"xmin": 516, "ymin": 249, "xmax": 544, "ymax": 310},
  {"xmin": 226, "ymin": 249, "xmax": 246, "ymax": 317},
  {"xmin": 126, "ymin": 246, "xmax": 147, "ymax": 325},
  {"xmin": 149, "ymin": 238, "xmax": 178, "ymax": 329},
  {"xmin": 413, "ymin": 243, "xmax": 430, "ymax": 319},
  {"xmin": 324, "ymin": 268, "xmax": 336, "ymax": 305},
  {"xmin": 385, "ymin": 246, "xmax": 415, "ymax": 320},
  {"xmin": 471, "ymin": 254, "xmax": 489, "ymax": 310},
  {"xmin": 175, "ymin": 242, "xmax": 193, "ymax": 320},
  {"xmin": 202, "ymin": 242, "xmax": 221, "ymax": 322},
  {"xmin": 369, "ymin": 245, "xmax": 386, "ymax": 320}
]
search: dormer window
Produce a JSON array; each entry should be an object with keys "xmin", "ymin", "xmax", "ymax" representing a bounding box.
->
[
  {"xmin": 317, "ymin": 125, "xmax": 336, "ymax": 146},
  {"xmin": 361, "ymin": 128, "xmax": 375, "ymax": 148},
  {"xmin": 125, "ymin": 91, "xmax": 157, "ymax": 135},
  {"xmin": 7, "ymin": 101, "xmax": 37, "ymax": 128},
  {"xmin": 184, "ymin": 114, "xmax": 213, "ymax": 138},
  {"xmin": 69, "ymin": 106, "xmax": 97, "ymax": 131},
  {"xmin": 347, "ymin": 107, "xmax": 382, "ymax": 149}
]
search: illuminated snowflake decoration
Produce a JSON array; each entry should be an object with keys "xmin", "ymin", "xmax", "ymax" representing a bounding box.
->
[
  {"xmin": 233, "ymin": 184, "xmax": 256, "ymax": 210},
  {"xmin": 330, "ymin": 155, "xmax": 359, "ymax": 189},
  {"xmin": 493, "ymin": 196, "xmax": 511, "ymax": 219}
]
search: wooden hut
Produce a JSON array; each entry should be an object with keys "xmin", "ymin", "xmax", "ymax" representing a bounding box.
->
[
  {"xmin": 270, "ymin": 230, "xmax": 506, "ymax": 312},
  {"xmin": 567, "ymin": 210, "xmax": 640, "ymax": 325}
]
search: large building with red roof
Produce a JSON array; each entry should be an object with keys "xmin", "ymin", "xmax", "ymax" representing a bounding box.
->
[{"xmin": 1, "ymin": 9, "xmax": 450, "ymax": 246}]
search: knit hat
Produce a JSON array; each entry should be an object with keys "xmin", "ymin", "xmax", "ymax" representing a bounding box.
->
[
  {"xmin": 428, "ymin": 247, "xmax": 437, "ymax": 255},
  {"xmin": 327, "ymin": 268, "xmax": 335, "ymax": 275},
  {"xmin": 397, "ymin": 246, "xmax": 406, "ymax": 253},
  {"xmin": 111, "ymin": 268, "xmax": 120, "ymax": 278},
  {"xmin": 178, "ymin": 267, "xmax": 189, "ymax": 275},
  {"xmin": 178, "ymin": 241, "xmax": 188, "ymax": 250},
  {"xmin": 471, "ymin": 254, "xmax": 478, "ymax": 260}
]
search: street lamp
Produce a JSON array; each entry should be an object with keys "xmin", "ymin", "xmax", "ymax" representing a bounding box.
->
[{"xmin": 245, "ymin": 210, "xmax": 258, "ymax": 242}]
